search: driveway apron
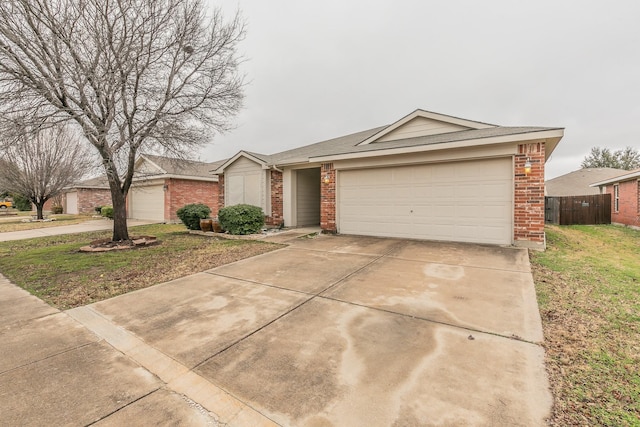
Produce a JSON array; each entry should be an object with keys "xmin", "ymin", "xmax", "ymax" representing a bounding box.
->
[{"xmin": 2, "ymin": 234, "xmax": 552, "ymax": 426}]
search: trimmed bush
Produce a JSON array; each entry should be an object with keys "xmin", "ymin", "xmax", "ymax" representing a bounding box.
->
[
  {"xmin": 101, "ymin": 206, "xmax": 114, "ymax": 219},
  {"xmin": 51, "ymin": 205, "xmax": 63, "ymax": 214},
  {"xmin": 218, "ymin": 204, "xmax": 264, "ymax": 235},
  {"xmin": 12, "ymin": 194, "xmax": 32, "ymax": 211},
  {"xmin": 176, "ymin": 203, "xmax": 211, "ymax": 230}
]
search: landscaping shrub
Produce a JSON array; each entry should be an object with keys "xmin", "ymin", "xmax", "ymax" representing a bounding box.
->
[
  {"xmin": 218, "ymin": 204, "xmax": 264, "ymax": 235},
  {"xmin": 12, "ymin": 194, "xmax": 32, "ymax": 211},
  {"xmin": 176, "ymin": 203, "xmax": 211, "ymax": 230},
  {"xmin": 101, "ymin": 206, "xmax": 114, "ymax": 219},
  {"xmin": 51, "ymin": 205, "xmax": 63, "ymax": 214}
]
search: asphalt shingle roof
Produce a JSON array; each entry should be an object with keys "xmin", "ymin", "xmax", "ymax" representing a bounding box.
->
[{"xmin": 545, "ymin": 168, "xmax": 627, "ymax": 196}]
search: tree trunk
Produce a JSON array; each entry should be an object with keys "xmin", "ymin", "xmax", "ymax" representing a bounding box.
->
[
  {"xmin": 35, "ymin": 202, "xmax": 44, "ymax": 220},
  {"xmin": 111, "ymin": 188, "xmax": 129, "ymax": 242}
]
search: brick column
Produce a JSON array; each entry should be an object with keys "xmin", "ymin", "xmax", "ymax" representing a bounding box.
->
[
  {"xmin": 265, "ymin": 170, "xmax": 283, "ymax": 226},
  {"xmin": 514, "ymin": 142, "xmax": 546, "ymax": 249},
  {"xmin": 217, "ymin": 175, "xmax": 225, "ymax": 212},
  {"xmin": 320, "ymin": 163, "xmax": 337, "ymax": 233}
]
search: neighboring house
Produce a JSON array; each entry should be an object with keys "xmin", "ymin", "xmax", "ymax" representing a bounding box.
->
[
  {"xmin": 57, "ymin": 154, "xmax": 222, "ymax": 221},
  {"xmin": 128, "ymin": 154, "xmax": 224, "ymax": 222},
  {"xmin": 545, "ymin": 168, "xmax": 626, "ymax": 197},
  {"xmin": 590, "ymin": 169, "xmax": 640, "ymax": 228},
  {"xmin": 213, "ymin": 109, "xmax": 564, "ymax": 249},
  {"xmin": 61, "ymin": 176, "xmax": 112, "ymax": 214}
]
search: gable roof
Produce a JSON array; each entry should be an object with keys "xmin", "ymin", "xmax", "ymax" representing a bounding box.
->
[
  {"xmin": 212, "ymin": 150, "xmax": 272, "ymax": 173},
  {"xmin": 212, "ymin": 109, "xmax": 564, "ymax": 171},
  {"xmin": 136, "ymin": 154, "xmax": 220, "ymax": 181},
  {"xmin": 357, "ymin": 109, "xmax": 496, "ymax": 146},
  {"xmin": 546, "ymin": 168, "xmax": 627, "ymax": 197},
  {"xmin": 590, "ymin": 168, "xmax": 640, "ymax": 187}
]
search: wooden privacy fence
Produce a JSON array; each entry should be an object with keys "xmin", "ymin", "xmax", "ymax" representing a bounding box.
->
[{"xmin": 545, "ymin": 194, "xmax": 611, "ymax": 225}]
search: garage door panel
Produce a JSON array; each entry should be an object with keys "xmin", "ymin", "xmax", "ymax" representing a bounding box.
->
[
  {"xmin": 129, "ymin": 185, "xmax": 164, "ymax": 221},
  {"xmin": 338, "ymin": 159, "xmax": 512, "ymax": 245}
]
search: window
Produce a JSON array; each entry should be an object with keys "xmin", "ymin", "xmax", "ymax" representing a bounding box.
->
[{"xmin": 613, "ymin": 184, "xmax": 619, "ymax": 212}]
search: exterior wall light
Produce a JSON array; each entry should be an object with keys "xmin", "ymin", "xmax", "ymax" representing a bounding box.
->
[
  {"xmin": 524, "ymin": 159, "xmax": 532, "ymax": 175},
  {"xmin": 323, "ymin": 174, "xmax": 331, "ymax": 184}
]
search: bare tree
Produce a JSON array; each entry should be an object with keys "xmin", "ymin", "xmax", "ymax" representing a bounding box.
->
[
  {"xmin": 0, "ymin": 0, "xmax": 244, "ymax": 241},
  {"xmin": 0, "ymin": 124, "xmax": 95, "ymax": 219}
]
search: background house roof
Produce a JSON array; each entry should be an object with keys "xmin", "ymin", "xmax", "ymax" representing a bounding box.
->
[
  {"xmin": 140, "ymin": 154, "xmax": 219, "ymax": 178},
  {"xmin": 589, "ymin": 168, "xmax": 640, "ymax": 187},
  {"xmin": 66, "ymin": 176, "xmax": 110, "ymax": 190},
  {"xmin": 545, "ymin": 168, "xmax": 627, "ymax": 196}
]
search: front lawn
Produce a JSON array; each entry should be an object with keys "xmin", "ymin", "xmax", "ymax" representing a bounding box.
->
[
  {"xmin": 0, "ymin": 214, "xmax": 98, "ymax": 232},
  {"xmin": 0, "ymin": 224, "xmax": 282, "ymax": 309},
  {"xmin": 531, "ymin": 225, "xmax": 640, "ymax": 426}
]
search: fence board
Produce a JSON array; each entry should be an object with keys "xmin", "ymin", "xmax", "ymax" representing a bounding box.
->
[{"xmin": 545, "ymin": 194, "xmax": 611, "ymax": 225}]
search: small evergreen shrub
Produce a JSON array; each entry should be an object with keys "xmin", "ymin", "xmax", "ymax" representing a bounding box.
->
[
  {"xmin": 176, "ymin": 203, "xmax": 211, "ymax": 230},
  {"xmin": 51, "ymin": 205, "xmax": 63, "ymax": 214},
  {"xmin": 12, "ymin": 194, "xmax": 32, "ymax": 211},
  {"xmin": 218, "ymin": 204, "xmax": 264, "ymax": 235},
  {"xmin": 101, "ymin": 206, "xmax": 114, "ymax": 219}
]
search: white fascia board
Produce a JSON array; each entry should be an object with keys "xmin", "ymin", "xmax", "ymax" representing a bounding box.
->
[
  {"xmin": 132, "ymin": 174, "xmax": 218, "ymax": 183},
  {"xmin": 590, "ymin": 170, "xmax": 640, "ymax": 187},
  {"xmin": 357, "ymin": 109, "xmax": 496, "ymax": 146},
  {"xmin": 212, "ymin": 151, "xmax": 268, "ymax": 173},
  {"xmin": 312, "ymin": 129, "xmax": 565, "ymax": 162}
]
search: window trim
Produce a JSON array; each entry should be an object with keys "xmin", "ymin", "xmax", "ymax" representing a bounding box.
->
[{"xmin": 613, "ymin": 184, "xmax": 620, "ymax": 212}]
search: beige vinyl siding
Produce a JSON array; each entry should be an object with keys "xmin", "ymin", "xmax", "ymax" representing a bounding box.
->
[
  {"xmin": 225, "ymin": 157, "xmax": 266, "ymax": 210},
  {"xmin": 128, "ymin": 184, "xmax": 165, "ymax": 221},
  {"xmin": 338, "ymin": 158, "xmax": 513, "ymax": 245},
  {"xmin": 296, "ymin": 168, "xmax": 321, "ymax": 226},
  {"xmin": 375, "ymin": 117, "xmax": 468, "ymax": 142}
]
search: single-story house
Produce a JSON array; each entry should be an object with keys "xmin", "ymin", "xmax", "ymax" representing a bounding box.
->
[
  {"xmin": 545, "ymin": 168, "xmax": 626, "ymax": 197},
  {"xmin": 213, "ymin": 109, "xmax": 564, "ymax": 249},
  {"xmin": 58, "ymin": 154, "xmax": 222, "ymax": 222},
  {"xmin": 590, "ymin": 168, "xmax": 640, "ymax": 228},
  {"xmin": 127, "ymin": 154, "xmax": 223, "ymax": 222},
  {"xmin": 62, "ymin": 176, "xmax": 111, "ymax": 214}
]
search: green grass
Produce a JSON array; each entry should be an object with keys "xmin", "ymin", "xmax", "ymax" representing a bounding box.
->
[
  {"xmin": 531, "ymin": 225, "xmax": 640, "ymax": 426},
  {"xmin": 0, "ymin": 224, "xmax": 282, "ymax": 309},
  {"xmin": 0, "ymin": 214, "xmax": 98, "ymax": 232}
]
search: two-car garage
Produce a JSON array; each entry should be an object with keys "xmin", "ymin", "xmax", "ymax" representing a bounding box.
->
[{"xmin": 337, "ymin": 157, "xmax": 513, "ymax": 245}]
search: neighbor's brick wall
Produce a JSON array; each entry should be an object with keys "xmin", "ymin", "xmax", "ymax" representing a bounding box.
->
[
  {"xmin": 320, "ymin": 163, "xmax": 337, "ymax": 233},
  {"xmin": 265, "ymin": 170, "xmax": 283, "ymax": 226},
  {"xmin": 606, "ymin": 180, "xmax": 640, "ymax": 227},
  {"xmin": 75, "ymin": 189, "xmax": 112, "ymax": 214},
  {"xmin": 167, "ymin": 178, "xmax": 219, "ymax": 222},
  {"xmin": 514, "ymin": 143, "xmax": 546, "ymax": 245}
]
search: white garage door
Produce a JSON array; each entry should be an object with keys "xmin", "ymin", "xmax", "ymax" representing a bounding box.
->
[
  {"xmin": 338, "ymin": 158, "xmax": 513, "ymax": 245},
  {"xmin": 66, "ymin": 191, "xmax": 78, "ymax": 215},
  {"xmin": 128, "ymin": 185, "xmax": 165, "ymax": 221}
]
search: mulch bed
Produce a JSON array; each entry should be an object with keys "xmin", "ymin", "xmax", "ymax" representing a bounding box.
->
[{"xmin": 79, "ymin": 236, "xmax": 159, "ymax": 252}]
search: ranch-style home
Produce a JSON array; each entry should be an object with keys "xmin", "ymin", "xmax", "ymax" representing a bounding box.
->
[
  {"xmin": 214, "ymin": 109, "xmax": 564, "ymax": 249},
  {"xmin": 590, "ymin": 168, "xmax": 640, "ymax": 229}
]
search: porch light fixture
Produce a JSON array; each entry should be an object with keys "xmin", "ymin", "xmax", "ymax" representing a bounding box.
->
[
  {"xmin": 323, "ymin": 174, "xmax": 331, "ymax": 184},
  {"xmin": 524, "ymin": 158, "xmax": 532, "ymax": 175}
]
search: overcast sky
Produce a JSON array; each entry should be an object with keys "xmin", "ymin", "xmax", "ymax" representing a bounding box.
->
[{"xmin": 201, "ymin": 1, "xmax": 640, "ymax": 179}]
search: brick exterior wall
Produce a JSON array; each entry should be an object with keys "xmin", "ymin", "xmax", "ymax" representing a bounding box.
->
[
  {"xmin": 217, "ymin": 175, "xmax": 225, "ymax": 210},
  {"xmin": 166, "ymin": 178, "xmax": 219, "ymax": 222},
  {"xmin": 43, "ymin": 189, "xmax": 111, "ymax": 214},
  {"xmin": 514, "ymin": 143, "xmax": 546, "ymax": 246},
  {"xmin": 265, "ymin": 170, "xmax": 284, "ymax": 226},
  {"xmin": 606, "ymin": 179, "xmax": 640, "ymax": 228},
  {"xmin": 320, "ymin": 163, "xmax": 337, "ymax": 233}
]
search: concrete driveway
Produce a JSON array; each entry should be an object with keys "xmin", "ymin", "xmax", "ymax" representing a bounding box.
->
[{"xmin": 1, "ymin": 234, "xmax": 551, "ymax": 426}]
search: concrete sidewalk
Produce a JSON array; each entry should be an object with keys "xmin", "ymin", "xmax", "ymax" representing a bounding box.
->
[
  {"xmin": 0, "ymin": 219, "xmax": 156, "ymax": 242},
  {"xmin": 0, "ymin": 235, "xmax": 552, "ymax": 426}
]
